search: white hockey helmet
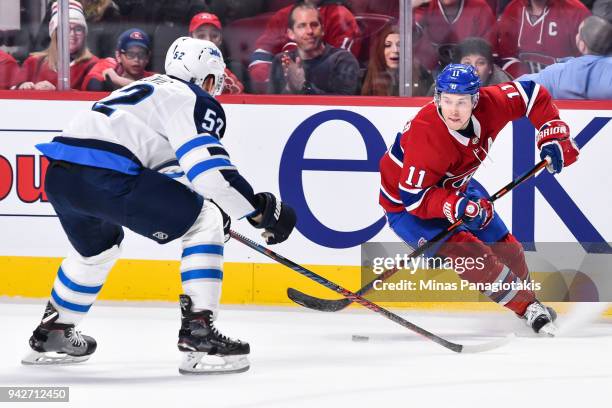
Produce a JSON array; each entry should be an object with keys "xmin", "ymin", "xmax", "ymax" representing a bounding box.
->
[{"xmin": 165, "ymin": 37, "xmax": 226, "ymax": 96}]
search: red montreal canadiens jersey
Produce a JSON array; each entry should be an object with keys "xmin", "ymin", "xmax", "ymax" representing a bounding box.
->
[
  {"xmin": 498, "ymin": 0, "xmax": 590, "ymax": 76},
  {"xmin": 82, "ymin": 57, "xmax": 156, "ymax": 90},
  {"xmin": 379, "ymin": 81, "xmax": 560, "ymax": 218},
  {"xmin": 0, "ymin": 51, "xmax": 19, "ymax": 89}
]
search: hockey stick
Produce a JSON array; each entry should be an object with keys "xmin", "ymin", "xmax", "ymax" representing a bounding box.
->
[
  {"xmin": 287, "ymin": 158, "xmax": 550, "ymax": 312},
  {"xmin": 229, "ymin": 229, "xmax": 513, "ymax": 353}
]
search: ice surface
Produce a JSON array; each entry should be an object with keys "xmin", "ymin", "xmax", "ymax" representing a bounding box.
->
[{"xmin": 1, "ymin": 300, "xmax": 610, "ymax": 408}]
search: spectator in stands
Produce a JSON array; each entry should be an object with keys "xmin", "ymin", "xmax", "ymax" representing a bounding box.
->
[
  {"xmin": 82, "ymin": 0, "xmax": 123, "ymax": 59},
  {"xmin": 15, "ymin": 1, "xmax": 98, "ymax": 91},
  {"xmin": 189, "ymin": 12, "xmax": 244, "ymax": 94},
  {"xmin": 497, "ymin": 0, "xmax": 591, "ymax": 77},
  {"xmin": 361, "ymin": 25, "xmax": 400, "ymax": 96},
  {"xmin": 249, "ymin": 0, "xmax": 361, "ymax": 93},
  {"xmin": 82, "ymin": 28, "xmax": 154, "ymax": 91},
  {"xmin": 0, "ymin": 51, "xmax": 20, "ymax": 90},
  {"xmin": 29, "ymin": 0, "xmax": 120, "ymax": 56},
  {"xmin": 517, "ymin": 15, "xmax": 612, "ymax": 99},
  {"xmin": 413, "ymin": 0, "xmax": 497, "ymax": 72},
  {"xmin": 427, "ymin": 37, "xmax": 511, "ymax": 95},
  {"xmin": 224, "ymin": 0, "xmax": 267, "ymax": 23},
  {"xmin": 269, "ymin": 3, "xmax": 360, "ymax": 94},
  {"xmin": 457, "ymin": 37, "xmax": 512, "ymax": 85},
  {"xmin": 350, "ymin": 0, "xmax": 399, "ymax": 17}
]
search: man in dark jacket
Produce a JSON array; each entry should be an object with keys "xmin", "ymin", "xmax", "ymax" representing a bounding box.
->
[{"xmin": 268, "ymin": 2, "xmax": 360, "ymax": 95}]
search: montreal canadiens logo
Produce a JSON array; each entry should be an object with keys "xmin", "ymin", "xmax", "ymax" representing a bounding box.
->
[
  {"xmin": 442, "ymin": 167, "xmax": 478, "ymax": 189},
  {"xmin": 130, "ymin": 31, "xmax": 144, "ymax": 40}
]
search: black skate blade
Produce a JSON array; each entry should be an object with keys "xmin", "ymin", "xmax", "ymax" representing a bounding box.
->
[{"xmin": 21, "ymin": 350, "xmax": 90, "ymax": 365}]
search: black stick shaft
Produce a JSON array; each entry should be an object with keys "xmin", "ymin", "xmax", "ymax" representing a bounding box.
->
[{"xmin": 229, "ymin": 229, "xmax": 465, "ymax": 352}]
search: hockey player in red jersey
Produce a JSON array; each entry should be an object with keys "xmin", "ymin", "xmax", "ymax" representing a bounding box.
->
[
  {"xmin": 497, "ymin": 0, "xmax": 591, "ymax": 77},
  {"xmin": 379, "ymin": 64, "xmax": 579, "ymax": 335}
]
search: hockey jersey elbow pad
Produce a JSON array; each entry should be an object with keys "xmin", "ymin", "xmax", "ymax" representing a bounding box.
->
[{"xmin": 191, "ymin": 169, "xmax": 258, "ymax": 220}]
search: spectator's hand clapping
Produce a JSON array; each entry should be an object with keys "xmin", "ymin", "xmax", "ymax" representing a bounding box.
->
[
  {"xmin": 18, "ymin": 82, "xmax": 36, "ymax": 90},
  {"xmin": 33, "ymin": 81, "xmax": 56, "ymax": 91},
  {"xmin": 282, "ymin": 53, "xmax": 306, "ymax": 92}
]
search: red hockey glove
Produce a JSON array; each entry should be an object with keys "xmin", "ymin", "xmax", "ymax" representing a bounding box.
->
[
  {"xmin": 536, "ymin": 120, "xmax": 579, "ymax": 174},
  {"xmin": 443, "ymin": 192, "xmax": 494, "ymax": 231}
]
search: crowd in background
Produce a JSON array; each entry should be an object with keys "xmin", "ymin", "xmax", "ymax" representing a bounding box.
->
[{"xmin": 0, "ymin": 0, "xmax": 610, "ymax": 98}]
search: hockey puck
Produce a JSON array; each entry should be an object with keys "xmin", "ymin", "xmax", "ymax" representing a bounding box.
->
[{"xmin": 351, "ymin": 335, "xmax": 370, "ymax": 342}]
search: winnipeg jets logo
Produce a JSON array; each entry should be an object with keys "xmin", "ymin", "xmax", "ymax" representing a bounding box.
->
[{"xmin": 208, "ymin": 47, "xmax": 221, "ymax": 58}]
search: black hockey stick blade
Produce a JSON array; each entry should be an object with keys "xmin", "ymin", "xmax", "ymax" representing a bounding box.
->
[
  {"xmin": 286, "ymin": 159, "xmax": 549, "ymax": 313},
  {"xmin": 287, "ymin": 287, "xmax": 351, "ymax": 312}
]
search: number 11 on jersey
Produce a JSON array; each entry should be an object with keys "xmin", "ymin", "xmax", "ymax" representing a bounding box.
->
[{"xmin": 406, "ymin": 166, "xmax": 425, "ymax": 188}]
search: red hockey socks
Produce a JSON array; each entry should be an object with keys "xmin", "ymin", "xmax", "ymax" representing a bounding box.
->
[
  {"xmin": 438, "ymin": 231, "xmax": 535, "ymax": 315},
  {"xmin": 489, "ymin": 233, "xmax": 531, "ymax": 282}
]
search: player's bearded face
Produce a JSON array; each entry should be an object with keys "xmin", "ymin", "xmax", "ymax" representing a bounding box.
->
[{"xmin": 439, "ymin": 93, "xmax": 473, "ymax": 131}]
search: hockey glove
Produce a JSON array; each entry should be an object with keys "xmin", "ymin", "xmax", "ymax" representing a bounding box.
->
[
  {"xmin": 443, "ymin": 192, "xmax": 494, "ymax": 231},
  {"xmin": 248, "ymin": 192, "xmax": 296, "ymax": 245},
  {"xmin": 536, "ymin": 120, "xmax": 579, "ymax": 174}
]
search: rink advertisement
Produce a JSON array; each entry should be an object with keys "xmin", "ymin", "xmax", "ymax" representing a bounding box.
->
[{"xmin": 0, "ymin": 92, "xmax": 611, "ymax": 306}]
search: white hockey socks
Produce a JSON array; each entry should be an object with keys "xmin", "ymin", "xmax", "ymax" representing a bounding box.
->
[
  {"xmin": 180, "ymin": 201, "xmax": 225, "ymax": 318},
  {"xmin": 50, "ymin": 244, "xmax": 121, "ymax": 325}
]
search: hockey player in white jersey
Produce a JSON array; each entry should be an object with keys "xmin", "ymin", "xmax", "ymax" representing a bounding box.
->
[{"xmin": 22, "ymin": 37, "xmax": 296, "ymax": 374}]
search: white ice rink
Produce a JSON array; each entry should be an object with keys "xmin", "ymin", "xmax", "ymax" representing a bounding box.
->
[{"xmin": 1, "ymin": 300, "xmax": 611, "ymax": 408}]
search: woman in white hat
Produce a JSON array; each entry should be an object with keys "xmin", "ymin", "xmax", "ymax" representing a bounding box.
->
[{"xmin": 15, "ymin": 0, "xmax": 98, "ymax": 90}]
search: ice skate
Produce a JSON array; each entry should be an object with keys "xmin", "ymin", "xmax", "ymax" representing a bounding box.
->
[
  {"xmin": 522, "ymin": 301, "xmax": 557, "ymax": 336},
  {"xmin": 177, "ymin": 294, "xmax": 250, "ymax": 375},
  {"xmin": 21, "ymin": 302, "xmax": 97, "ymax": 365}
]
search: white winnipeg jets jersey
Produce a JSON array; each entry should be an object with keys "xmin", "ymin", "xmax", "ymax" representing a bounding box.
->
[{"xmin": 36, "ymin": 74, "xmax": 258, "ymax": 219}]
